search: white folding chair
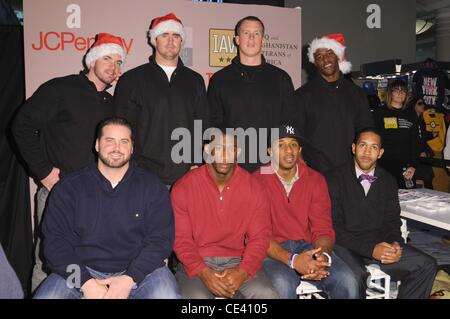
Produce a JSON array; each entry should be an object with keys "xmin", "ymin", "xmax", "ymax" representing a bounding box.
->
[
  {"xmin": 365, "ymin": 264, "xmax": 391, "ymax": 299},
  {"xmin": 296, "ymin": 281, "xmax": 325, "ymax": 299}
]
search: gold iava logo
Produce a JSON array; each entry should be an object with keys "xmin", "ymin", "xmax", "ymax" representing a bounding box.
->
[{"xmin": 209, "ymin": 29, "xmax": 237, "ymax": 67}]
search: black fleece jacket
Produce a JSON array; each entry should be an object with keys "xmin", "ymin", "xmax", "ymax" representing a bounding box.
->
[
  {"xmin": 12, "ymin": 73, "xmax": 114, "ymax": 180},
  {"xmin": 114, "ymin": 56, "xmax": 209, "ymax": 185},
  {"xmin": 207, "ymin": 55, "xmax": 295, "ymax": 172}
]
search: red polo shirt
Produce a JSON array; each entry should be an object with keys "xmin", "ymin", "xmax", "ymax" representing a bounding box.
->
[
  {"xmin": 172, "ymin": 164, "xmax": 271, "ymax": 278},
  {"xmin": 253, "ymin": 161, "xmax": 335, "ymax": 244}
]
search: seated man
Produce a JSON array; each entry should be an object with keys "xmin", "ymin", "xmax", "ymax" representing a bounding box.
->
[
  {"xmin": 254, "ymin": 125, "xmax": 359, "ymax": 299},
  {"xmin": 172, "ymin": 130, "xmax": 278, "ymax": 299},
  {"xmin": 34, "ymin": 117, "xmax": 181, "ymax": 299},
  {"xmin": 327, "ymin": 128, "xmax": 437, "ymax": 299}
]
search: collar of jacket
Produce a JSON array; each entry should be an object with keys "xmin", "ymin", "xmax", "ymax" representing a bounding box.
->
[
  {"xmin": 148, "ymin": 54, "xmax": 184, "ymax": 70},
  {"xmin": 91, "ymin": 160, "xmax": 137, "ymax": 193},
  {"xmin": 231, "ymin": 55, "xmax": 266, "ymax": 81},
  {"xmin": 78, "ymin": 70, "xmax": 112, "ymax": 92},
  {"xmin": 315, "ymin": 71, "xmax": 347, "ymax": 89},
  {"xmin": 231, "ymin": 53, "xmax": 267, "ymax": 71}
]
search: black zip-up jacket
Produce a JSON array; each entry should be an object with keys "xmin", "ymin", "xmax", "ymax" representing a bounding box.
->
[
  {"xmin": 295, "ymin": 75, "xmax": 374, "ymax": 174},
  {"xmin": 207, "ymin": 55, "xmax": 295, "ymax": 172},
  {"xmin": 114, "ymin": 56, "xmax": 209, "ymax": 185},
  {"xmin": 12, "ymin": 73, "xmax": 114, "ymax": 181}
]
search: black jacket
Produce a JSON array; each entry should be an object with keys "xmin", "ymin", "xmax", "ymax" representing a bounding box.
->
[
  {"xmin": 326, "ymin": 161, "xmax": 403, "ymax": 258},
  {"xmin": 12, "ymin": 73, "xmax": 114, "ymax": 180},
  {"xmin": 207, "ymin": 55, "xmax": 295, "ymax": 172},
  {"xmin": 114, "ymin": 56, "xmax": 209, "ymax": 185},
  {"xmin": 295, "ymin": 75, "xmax": 374, "ymax": 174}
]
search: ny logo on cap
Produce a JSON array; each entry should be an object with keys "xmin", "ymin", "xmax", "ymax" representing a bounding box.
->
[{"xmin": 286, "ymin": 126, "xmax": 294, "ymax": 134}]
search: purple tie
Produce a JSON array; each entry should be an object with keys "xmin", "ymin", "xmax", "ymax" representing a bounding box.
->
[{"xmin": 358, "ymin": 174, "xmax": 378, "ymax": 184}]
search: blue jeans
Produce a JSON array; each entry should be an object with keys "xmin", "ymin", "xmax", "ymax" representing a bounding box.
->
[
  {"xmin": 263, "ymin": 240, "xmax": 360, "ymax": 299},
  {"xmin": 33, "ymin": 266, "xmax": 181, "ymax": 299}
]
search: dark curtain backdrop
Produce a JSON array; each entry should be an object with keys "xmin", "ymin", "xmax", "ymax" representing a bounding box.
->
[{"xmin": 0, "ymin": 25, "xmax": 33, "ymax": 296}]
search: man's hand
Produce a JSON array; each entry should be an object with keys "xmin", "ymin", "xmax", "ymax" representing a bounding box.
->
[
  {"xmin": 40, "ymin": 167, "xmax": 60, "ymax": 191},
  {"xmin": 216, "ymin": 267, "xmax": 248, "ymax": 294},
  {"xmin": 372, "ymin": 242, "xmax": 401, "ymax": 264},
  {"xmin": 198, "ymin": 267, "xmax": 234, "ymax": 298},
  {"xmin": 294, "ymin": 247, "xmax": 330, "ymax": 280},
  {"xmin": 81, "ymin": 278, "xmax": 108, "ymax": 299},
  {"xmin": 96, "ymin": 275, "xmax": 135, "ymax": 299}
]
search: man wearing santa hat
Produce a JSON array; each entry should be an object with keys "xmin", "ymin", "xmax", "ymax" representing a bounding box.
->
[
  {"xmin": 114, "ymin": 13, "xmax": 208, "ymax": 188},
  {"xmin": 12, "ymin": 32, "xmax": 126, "ymax": 293},
  {"xmin": 294, "ymin": 34, "xmax": 374, "ymax": 175}
]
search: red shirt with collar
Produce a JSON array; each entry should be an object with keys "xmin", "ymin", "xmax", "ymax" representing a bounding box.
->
[
  {"xmin": 172, "ymin": 164, "xmax": 271, "ymax": 278},
  {"xmin": 253, "ymin": 161, "xmax": 335, "ymax": 244}
]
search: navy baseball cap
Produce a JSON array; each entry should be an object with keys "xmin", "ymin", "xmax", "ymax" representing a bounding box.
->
[{"xmin": 270, "ymin": 124, "xmax": 305, "ymax": 146}]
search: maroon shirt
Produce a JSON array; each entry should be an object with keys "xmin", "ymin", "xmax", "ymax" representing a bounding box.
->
[
  {"xmin": 253, "ymin": 161, "xmax": 335, "ymax": 244},
  {"xmin": 172, "ymin": 164, "xmax": 271, "ymax": 278}
]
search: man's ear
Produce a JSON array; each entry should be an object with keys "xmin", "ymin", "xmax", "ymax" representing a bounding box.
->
[
  {"xmin": 268, "ymin": 147, "xmax": 272, "ymax": 157},
  {"xmin": 378, "ymin": 148, "xmax": 384, "ymax": 159},
  {"xmin": 95, "ymin": 139, "xmax": 99, "ymax": 153},
  {"xmin": 351, "ymin": 143, "xmax": 356, "ymax": 155}
]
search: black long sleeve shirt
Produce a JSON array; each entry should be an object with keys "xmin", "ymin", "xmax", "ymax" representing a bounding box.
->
[
  {"xmin": 114, "ymin": 56, "xmax": 209, "ymax": 185},
  {"xmin": 295, "ymin": 75, "xmax": 374, "ymax": 174},
  {"xmin": 12, "ymin": 73, "xmax": 114, "ymax": 180}
]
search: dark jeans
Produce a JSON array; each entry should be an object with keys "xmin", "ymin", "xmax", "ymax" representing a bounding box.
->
[
  {"xmin": 175, "ymin": 257, "xmax": 279, "ymax": 299},
  {"xmin": 333, "ymin": 244, "xmax": 437, "ymax": 299},
  {"xmin": 33, "ymin": 266, "xmax": 181, "ymax": 299},
  {"xmin": 263, "ymin": 240, "xmax": 360, "ymax": 299}
]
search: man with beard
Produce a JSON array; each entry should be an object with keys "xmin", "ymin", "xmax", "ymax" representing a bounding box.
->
[
  {"xmin": 33, "ymin": 117, "xmax": 181, "ymax": 299},
  {"xmin": 294, "ymin": 34, "xmax": 373, "ymax": 175},
  {"xmin": 254, "ymin": 125, "xmax": 359, "ymax": 299},
  {"xmin": 12, "ymin": 33, "xmax": 127, "ymax": 292},
  {"xmin": 171, "ymin": 130, "xmax": 278, "ymax": 299}
]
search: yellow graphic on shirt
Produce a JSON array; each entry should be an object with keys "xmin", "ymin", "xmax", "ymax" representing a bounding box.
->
[{"xmin": 384, "ymin": 117, "xmax": 398, "ymax": 129}]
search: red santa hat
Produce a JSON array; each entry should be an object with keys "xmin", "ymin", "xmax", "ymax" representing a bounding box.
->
[
  {"xmin": 307, "ymin": 33, "xmax": 352, "ymax": 74},
  {"xmin": 148, "ymin": 12, "xmax": 185, "ymax": 46},
  {"xmin": 85, "ymin": 33, "xmax": 126, "ymax": 69}
]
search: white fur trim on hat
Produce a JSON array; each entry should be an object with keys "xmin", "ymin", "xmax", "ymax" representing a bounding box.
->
[
  {"xmin": 148, "ymin": 20, "xmax": 185, "ymax": 46},
  {"xmin": 85, "ymin": 43, "xmax": 126, "ymax": 69},
  {"xmin": 307, "ymin": 37, "xmax": 352, "ymax": 74},
  {"xmin": 338, "ymin": 60, "xmax": 352, "ymax": 74}
]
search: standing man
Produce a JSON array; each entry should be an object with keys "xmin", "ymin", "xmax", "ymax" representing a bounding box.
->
[
  {"xmin": 114, "ymin": 12, "xmax": 209, "ymax": 187},
  {"xmin": 172, "ymin": 130, "xmax": 278, "ymax": 299},
  {"xmin": 12, "ymin": 33, "xmax": 127, "ymax": 291},
  {"xmin": 327, "ymin": 128, "xmax": 437, "ymax": 299},
  {"xmin": 207, "ymin": 16, "xmax": 295, "ymax": 172},
  {"xmin": 295, "ymin": 33, "xmax": 373, "ymax": 174},
  {"xmin": 254, "ymin": 125, "xmax": 359, "ymax": 299},
  {"xmin": 34, "ymin": 117, "xmax": 180, "ymax": 299}
]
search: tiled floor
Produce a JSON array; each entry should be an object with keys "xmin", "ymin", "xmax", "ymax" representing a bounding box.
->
[{"xmin": 407, "ymin": 220, "xmax": 450, "ymax": 266}]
